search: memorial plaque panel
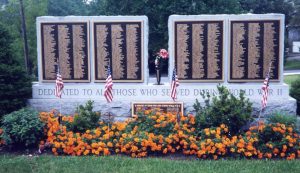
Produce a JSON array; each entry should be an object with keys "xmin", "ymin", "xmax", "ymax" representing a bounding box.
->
[
  {"xmin": 40, "ymin": 22, "xmax": 89, "ymax": 82},
  {"xmin": 132, "ymin": 102, "xmax": 184, "ymax": 117},
  {"xmin": 229, "ymin": 20, "xmax": 281, "ymax": 82},
  {"xmin": 174, "ymin": 21, "xmax": 224, "ymax": 82},
  {"xmin": 94, "ymin": 21, "xmax": 143, "ymax": 82}
]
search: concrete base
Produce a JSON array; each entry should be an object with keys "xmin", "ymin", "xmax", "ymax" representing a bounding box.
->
[
  {"xmin": 28, "ymin": 97, "xmax": 297, "ymax": 121},
  {"xmin": 28, "ymin": 78, "xmax": 297, "ymax": 120}
]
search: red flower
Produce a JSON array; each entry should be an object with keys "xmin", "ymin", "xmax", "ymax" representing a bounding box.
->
[{"xmin": 159, "ymin": 49, "xmax": 168, "ymax": 59}]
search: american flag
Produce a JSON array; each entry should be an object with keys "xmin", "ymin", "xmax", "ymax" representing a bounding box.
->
[
  {"xmin": 104, "ymin": 66, "xmax": 113, "ymax": 103},
  {"xmin": 261, "ymin": 71, "xmax": 270, "ymax": 110},
  {"xmin": 171, "ymin": 68, "xmax": 179, "ymax": 101},
  {"xmin": 55, "ymin": 70, "xmax": 64, "ymax": 98}
]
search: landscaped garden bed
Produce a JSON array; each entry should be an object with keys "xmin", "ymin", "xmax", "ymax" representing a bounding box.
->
[{"xmin": 1, "ymin": 87, "xmax": 299, "ymax": 160}]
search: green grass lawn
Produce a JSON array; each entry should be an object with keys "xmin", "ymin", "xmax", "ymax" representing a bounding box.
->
[
  {"xmin": 285, "ymin": 60, "xmax": 300, "ymax": 70},
  {"xmin": 284, "ymin": 74, "xmax": 300, "ymax": 86},
  {"xmin": 0, "ymin": 155, "xmax": 300, "ymax": 173}
]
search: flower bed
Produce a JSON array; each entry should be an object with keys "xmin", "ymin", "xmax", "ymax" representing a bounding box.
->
[{"xmin": 39, "ymin": 110, "xmax": 300, "ymax": 160}]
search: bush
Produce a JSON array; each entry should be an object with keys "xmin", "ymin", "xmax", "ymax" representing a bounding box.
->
[
  {"xmin": 0, "ymin": 23, "xmax": 31, "ymax": 120},
  {"xmin": 290, "ymin": 77, "xmax": 300, "ymax": 115},
  {"xmin": 253, "ymin": 123, "xmax": 300, "ymax": 160},
  {"xmin": 267, "ymin": 112, "xmax": 297, "ymax": 126},
  {"xmin": 68, "ymin": 100, "xmax": 101, "ymax": 132},
  {"xmin": 193, "ymin": 85, "xmax": 253, "ymax": 135},
  {"xmin": 1, "ymin": 108, "xmax": 45, "ymax": 148}
]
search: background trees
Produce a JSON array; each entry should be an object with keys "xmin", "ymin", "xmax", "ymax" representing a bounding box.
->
[{"xmin": 0, "ymin": 23, "xmax": 31, "ymax": 119}]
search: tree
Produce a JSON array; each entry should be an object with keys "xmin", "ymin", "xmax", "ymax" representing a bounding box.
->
[
  {"xmin": 48, "ymin": 0, "xmax": 88, "ymax": 16},
  {"xmin": 240, "ymin": 0, "xmax": 295, "ymax": 25},
  {"xmin": 0, "ymin": 23, "xmax": 31, "ymax": 119},
  {"xmin": 0, "ymin": 0, "xmax": 48, "ymax": 76},
  {"xmin": 290, "ymin": 0, "xmax": 300, "ymax": 26}
]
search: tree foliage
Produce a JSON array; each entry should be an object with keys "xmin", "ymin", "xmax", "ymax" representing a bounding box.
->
[
  {"xmin": 0, "ymin": 0, "xmax": 48, "ymax": 76},
  {"xmin": 48, "ymin": 0, "xmax": 88, "ymax": 16},
  {"xmin": 290, "ymin": 0, "xmax": 300, "ymax": 25},
  {"xmin": 240, "ymin": 0, "xmax": 294, "ymax": 25},
  {"xmin": 0, "ymin": 23, "xmax": 31, "ymax": 119}
]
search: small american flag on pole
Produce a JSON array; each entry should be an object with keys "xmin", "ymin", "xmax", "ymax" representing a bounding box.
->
[
  {"xmin": 171, "ymin": 68, "xmax": 179, "ymax": 101},
  {"xmin": 261, "ymin": 67, "xmax": 271, "ymax": 110},
  {"xmin": 55, "ymin": 70, "xmax": 64, "ymax": 98},
  {"xmin": 104, "ymin": 66, "xmax": 113, "ymax": 103}
]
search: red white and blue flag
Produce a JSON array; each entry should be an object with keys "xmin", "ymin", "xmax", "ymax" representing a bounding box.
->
[
  {"xmin": 171, "ymin": 68, "xmax": 179, "ymax": 101},
  {"xmin": 261, "ymin": 70, "xmax": 270, "ymax": 110},
  {"xmin": 55, "ymin": 70, "xmax": 64, "ymax": 98},
  {"xmin": 104, "ymin": 66, "xmax": 113, "ymax": 103}
]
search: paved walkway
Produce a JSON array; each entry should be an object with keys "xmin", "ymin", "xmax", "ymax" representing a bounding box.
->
[
  {"xmin": 286, "ymin": 53, "xmax": 300, "ymax": 61},
  {"xmin": 284, "ymin": 70, "xmax": 300, "ymax": 75}
]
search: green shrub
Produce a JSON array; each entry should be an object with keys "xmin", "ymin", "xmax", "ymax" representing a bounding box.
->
[
  {"xmin": 267, "ymin": 112, "xmax": 297, "ymax": 126},
  {"xmin": 68, "ymin": 100, "xmax": 101, "ymax": 132},
  {"xmin": 1, "ymin": 108, "xmax": 45, "ymax": 148},
  {"xmin": 193, "ymin": 85, "xmax": 253, "ymax": 135},
  {"xmin": 290, "ymin": 77, "xmax": 300, "ymax": 115},
  {"xmin": 0, "ymin": 23, "xmax": 31, "ymax": 120}
]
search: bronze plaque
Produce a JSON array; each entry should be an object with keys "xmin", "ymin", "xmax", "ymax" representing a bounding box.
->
[
  {"xmin": 40, "ymin": 22, "xmax": 90, "ymax": 82},
  {"xmin": 174, "ymin": 21, "xmax": 224, "ymax": 82},
  {"xmin": 229, "ymin": 20, "xmax": 281, "ymax": 82},
  {"xmin": 94, "ymin": 21, "xmax": 143, "ymax": 82},
  {"xmin": 132, "ymin": 102, "xmax": 184, "ymax": 116}
]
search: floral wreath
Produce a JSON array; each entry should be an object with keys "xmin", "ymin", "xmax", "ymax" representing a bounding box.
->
[{"xmin": 155, "ymin": 49, "xmax": 168, "ymax": 68}]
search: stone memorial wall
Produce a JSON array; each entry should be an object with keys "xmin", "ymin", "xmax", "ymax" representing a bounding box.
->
[
  {"xmin": 40, "ymin": 22, "xmax": 89, "ymax": 82},
  {"xmin": 93, "ymin": 21, "xmax": 143, "ymax": 82},
  {"xmin": 174, "ymin": 20, "xmax": 224, "ymax": 82},
  {"xmin": 29, "ymin": 14, "xmax": 296, "ymax": 120},
  {"xmin": 229, "ymin": 19, "xmax": 280, "ymax": 82}
]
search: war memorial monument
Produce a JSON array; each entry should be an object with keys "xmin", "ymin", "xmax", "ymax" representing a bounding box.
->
[{"xmin": 28, "ymin": 14, "xmax": 296, "ymax": 121}]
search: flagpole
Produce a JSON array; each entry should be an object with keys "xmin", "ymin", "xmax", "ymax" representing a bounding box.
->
[
  {"xmin": 257, "ymin": 61, "xmax": 272, "ymax": 129},
  {"xmin": 56, "ymin": 63, "xmax": 63, "ymax": 122},
  {"xmin": 105, "ymin": 59, "xmax": 113, "ymax": 139},
  {"xmin": 60, "ymin": 99, "xmax": 62, "ymax": 117},
  {"xmin": 58, "ymin": 66, "xmax": 62, "ymax": 118},
  {"xmin": 108, "ymin": 59, "xmax": 111, "ymax": 139}
]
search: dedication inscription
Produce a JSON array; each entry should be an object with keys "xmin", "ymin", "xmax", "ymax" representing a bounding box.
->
[
  {"xmin": 41, "ymin": 22, "xmax": 89, "ymax": 82},
  {"xmin": 132, "ymin": 102, "xmax": 184, "ymax": 116},
  {"xmin": 174, "ymin": 21, "xmax": 224, "ymax": 82},
  {"xmin": 94, "ymin": 22, "xmax": 143, "ymax": 82},
  {"xmin": 230, "ymin": 20, "xmax": 281, "ymax": 82}
]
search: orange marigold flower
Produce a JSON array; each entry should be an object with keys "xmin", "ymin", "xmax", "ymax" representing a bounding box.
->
[
  {"xmin": 282, "ymin": 145, "xmax": 287, "ymax": 152},
  {"xmin": 265, "ymin": 153, "xmax": 272, "ymax": 159},
  {"xmin": 103, "ymin": 148, "xmax": 110, "ymax": 155},
  {"xmin": 246, "ymin": 145, "xmax": 254, "ymax": 151},
  {"xmin": 163, "ymin": 148, "xmax": 168, "ymax": 154},
  {"xmin": 273, "ymin": 148, "xmax": 279, "ymax": 155},
  {"xmin": 220, "ymin": 124, "xmax": 226, "ymax": 129},
  {"xmin": 107, "ymin": 142, "xmax": 113, "ymax": 148},
  {"xmin": 287, "ymin": 153, "xmax": 296, "ymax": 160},
  {"xmin": 230, "ymin": 148, "xmax": 235, "ymax": 153},
  {"xmin": 52, "ymin": 148, "xmax": 57, "ymax": 153}
]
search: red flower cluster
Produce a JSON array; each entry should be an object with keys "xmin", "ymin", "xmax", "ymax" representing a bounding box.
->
[{"xmin": 158, "ymin": 49, "xmax": 168, "ymax": 59}]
